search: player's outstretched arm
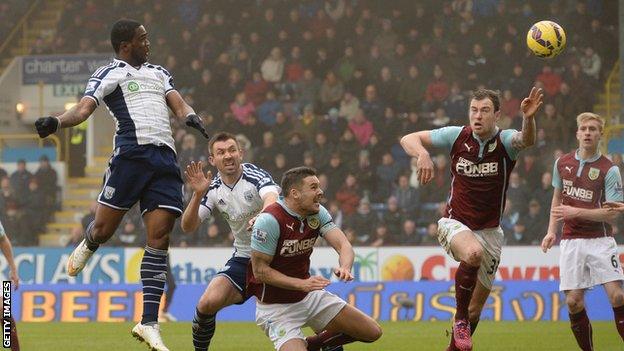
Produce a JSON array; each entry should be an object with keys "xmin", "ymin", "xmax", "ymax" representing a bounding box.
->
[
  {"xmin": 542, "ymin": 189, "xmax": 562, "ymax": 253},
  {"xmin": 604, "ymin": 202, "xmax": 624, "ymax": 212},
  {"xmin": 0, "ymin": 235, "xmax": 19, "ymax": 290},
  {"xmin": 166, "ymin": 90, "xmax": 209, "ymax": 139},
  {"xmin": 512, "ymin": 87, "xmax": 544, "ymax": 150},
  {"xmin": 251, "ymin": 250, "xmax": 330, "ymax": 291},
  {"xmin": 324, "ymin": 228, "xmax": 354, "ymax": 281},
  {"xmin": 35, "ymin": 97, "xmax": 97, "ymax": 138},
  {"xmin": 400, "ymin": 131, "xmax": 435, "ymax": 185},
  {"xmin": 552, "ymin": 205, "xmax": 618, "ymax": 224},
  {"xmin": 181, "ymin": 161, "xmax": 212, "ymax": 233}
]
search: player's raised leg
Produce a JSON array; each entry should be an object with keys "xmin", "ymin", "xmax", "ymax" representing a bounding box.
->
[
  {"xmin": 565, "ymin": 289, "xmax": 593, "ymax": 351},
  {"xmin": 131, "ymin": 208, "xmax": 176, "ymax": 351},
  {"xmin": 306, "ymin": 304, "xmax": 382, "ymax": 351},
  {"xmin": 193, "ymin": 276, "xmax": 244, "ymax": 351},
  {"xmin": 67, "ymin": 204, "xmax": 125, "ymax": 276},
  {"xmin": 448, "ymin": 230, "xmax": 483, "ymax": 351},
  {"xmin": 604, "ymin": 280, "xmax": 624, "ymax": 340}
]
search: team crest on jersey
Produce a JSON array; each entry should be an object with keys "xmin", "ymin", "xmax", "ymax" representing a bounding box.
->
[
  {"xmin": 308, "ymin": 216, "xmax": 320, "ymax": 229},
  {"xmin": 588, "ymin": 167, "xmax": 600, "ymax": 181},
  {"xmin": 127, "ymin": 81, "xmax": 139, "ymax": 92},
  {"xmin": 488, "ymin": 140, "xmax": 497, "ymax": 153},
  {"xmin": 244, "ymin": 190, "xmax": 254, "ymax": 202},
  {"xmin": 103, "ymin": 186, "xmax": 115, "ymax": 199},
  {"xmin": 252, "ymin": 228, "xmax": 267, "ymax": 243},
  {"xmin": 85, "ymin": 80, "xmax": 98, "ymax": 94}
]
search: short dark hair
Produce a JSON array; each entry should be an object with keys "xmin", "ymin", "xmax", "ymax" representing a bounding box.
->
[
  {"xmin": 281, "ymin": 167, "xmax": 317, "ymax": 196},
  {"xmin": 110, "ymin": 19, "xmax": 141, "ymax": 53},
  {"xmin": 208, "ymin": 132, "xmax": 238, "ymax": 155},
  {"xmin": 471, "ymin": 88, "xmax": 501, "ymax": 112}
]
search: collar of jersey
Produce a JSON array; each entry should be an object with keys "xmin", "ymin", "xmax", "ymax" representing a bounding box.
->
[
  {"xmin": 113, "ymin": 57, "xmax": 144, "ymax": 70},
  {"xmin": 471, "ymin": 126, "xmax": 499, "ymax": 144},
  {"xmin": 574, "ymin": 149, "xmax": 601, "ymax": 163},
  {"xmin": 277, "ymin": 196, "xmax": 306, "ymax": 220}
]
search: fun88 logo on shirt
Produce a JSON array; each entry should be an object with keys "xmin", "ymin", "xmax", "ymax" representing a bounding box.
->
[{"xmin": 456, "ymin": 157, "xmax": 499, "ymax": 177}]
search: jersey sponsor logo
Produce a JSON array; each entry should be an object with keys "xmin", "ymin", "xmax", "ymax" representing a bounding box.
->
[
  {"xmin": 103, "ymin": 186, "xmax": 115, "ymax": 199},
  {"xmin": 127, "ymin": 80, "xmax": 161, "ymax": 93},
  {"xmin": 588, "ymin": 167, "xmax": 600, "ymax": 181},
  {"xmin": 488, "ymin": 140, "xmax": 497, "ymax": 153},
  {"xmin": 252, "ymin": 229, "xmax": 267, "ymax": 243},
  {"xmin": 456, "ymin": 157, "xmax": 498, "ymax": 177},
  {"xmin": 562, "ymin": 179, "xmax": 594, "ymax": 201},
  {"xmin": 308, "ymin": 216, "xmax": 320, "ymax": 229},
  {"xmin": 127, "ymin": 81, "xmax": 139, "ymax": 92},
  {"xmin": 280, "ymin": 238, "xmax": 316, "ymax": 256},
  {"xmin": 244, "ymin": 190, "xmax": 254, "ymax": 202}
]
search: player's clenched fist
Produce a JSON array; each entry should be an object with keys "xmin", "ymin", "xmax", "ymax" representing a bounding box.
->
[
  {"xmin": 300, "ymin": 276, "xmax": 330, "ymax": 292},
  {"xmin": 35, "ymin": 116, "xmax": 60, "ymax": 138},
  {"xmin": 333, "ymin": 267, "xmax": 354, "ymax": 282}
]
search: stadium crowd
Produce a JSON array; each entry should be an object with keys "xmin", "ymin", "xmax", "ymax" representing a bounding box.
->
[{"xmin": 1, "ymin": 0, "xmax": 622, "ymax": 247}]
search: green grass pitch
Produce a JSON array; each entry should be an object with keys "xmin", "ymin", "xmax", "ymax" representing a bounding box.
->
[{"xmin": 20, "ymin": 321, "xmax": 620, "ymax": 350}]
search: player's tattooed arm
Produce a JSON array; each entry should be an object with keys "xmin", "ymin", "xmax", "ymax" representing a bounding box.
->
[
  {"xmin": 511, "ymin": 114, "xmax": 536, "ymax": 150},
  {"xmin": 35, "ymin": 97, "xmax": 97, "ymax": 138},
  {"xmin": 514, "ymin": 86, "xmax": 544, "ymax": 149}
]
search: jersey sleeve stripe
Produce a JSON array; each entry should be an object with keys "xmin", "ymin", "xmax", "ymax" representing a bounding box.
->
[
  {"xmin": 91, "ymin": 62, "xmax": 116, "ymax": 78},
  {"xmin": 93, "ymin": 65, "xmax": 117, "ymax": 80},
  {"xmin": 244, "ymin": 163, "xmax": 272, "ymax": 176}
]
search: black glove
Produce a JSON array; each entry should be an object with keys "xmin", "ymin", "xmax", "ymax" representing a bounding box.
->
[
  {"xmin": 35, "ymin": 116, "xmax": 59, "ymax": 138},
  {"xmin": 185, "ymin": 113, "xmax": 210, "ymax": 139}
]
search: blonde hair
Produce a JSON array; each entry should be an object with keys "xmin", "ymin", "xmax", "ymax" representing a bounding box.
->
[{"xmin": 576, "ymin": 112, "xmax": 605, "ymax": 131}]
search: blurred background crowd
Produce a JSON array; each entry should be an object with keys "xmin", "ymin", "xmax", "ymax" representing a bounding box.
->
[{"xmin": 1, "ymin": 0, "xmax": 622, "ymax": 247}]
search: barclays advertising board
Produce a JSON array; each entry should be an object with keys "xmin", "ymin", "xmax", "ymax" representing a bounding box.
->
[{"xmin": 22, "ymin": 54, "xmax": 112, "ymax": 85}]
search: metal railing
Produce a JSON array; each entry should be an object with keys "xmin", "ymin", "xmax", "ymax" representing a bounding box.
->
[{"xmin": 0, "ymin": 133, "xmax": 61, "ymax": 162}]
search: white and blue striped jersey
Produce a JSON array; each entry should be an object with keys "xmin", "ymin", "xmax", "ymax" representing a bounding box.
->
[
  {"xmin": 0, "ymin": 220, "xmax": 5, "ymax": 237},
  {"xmin": 83, "ymin": 58, "xmax": 177, "ymax": 152},
  {"xmin": 198, "ymin": 163, "xmax": 280, "ymax": 258}
]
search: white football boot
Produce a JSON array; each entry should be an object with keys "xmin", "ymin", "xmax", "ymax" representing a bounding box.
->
[
  {"xmin": 67, "ymin": 239, "xmax": 95, "ymax": 277},
  {"xmin": 131, "ymin": 323, "xmax": 170, "ymax": 351},
  {"xmin": 158, "ymin": 312, "xmax": 177, "ymax": 323}
]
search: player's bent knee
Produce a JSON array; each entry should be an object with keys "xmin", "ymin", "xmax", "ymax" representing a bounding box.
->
[
  {"xmin": 610, "ymin": 291, "xmax": 624, "ymax": 307},
  {"xmin": 464, "ymin": 246, "xmax": 483, "ymax": 266},
  {"xmin": 565, "ymin": 296, "xmax": 584, "ymax": 312},
  {"xmin": 360, "ymin": 322, "xmax": 383, "ymax": 343}
]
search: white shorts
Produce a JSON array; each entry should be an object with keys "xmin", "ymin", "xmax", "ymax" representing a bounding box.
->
[
  {"xmin": 437, "ymin": 217, "xmax": 504, "ymax": 289},
  {"xmin": 559, "ymin": 236, "xmax": 624, "ymax": 291},
  {"xmin": 255, "ymin": 289, "xmax": 347, "ymax": 350}
]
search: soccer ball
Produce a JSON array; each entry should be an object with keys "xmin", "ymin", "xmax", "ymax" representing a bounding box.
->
[{"xmin": 526, "ymin": 20, "xmax": 566, "ymax": 58}]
